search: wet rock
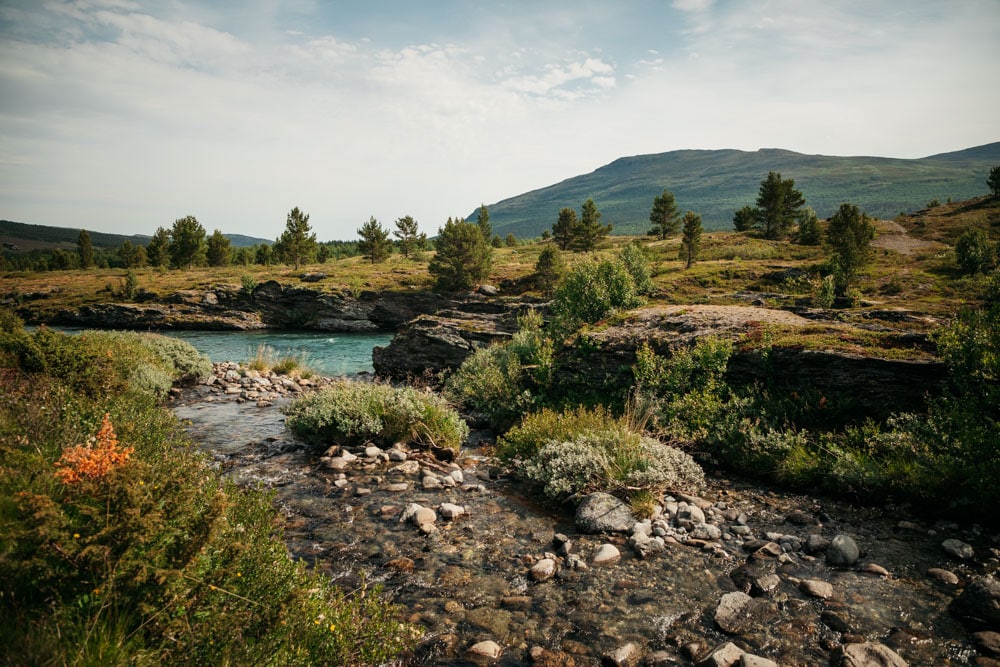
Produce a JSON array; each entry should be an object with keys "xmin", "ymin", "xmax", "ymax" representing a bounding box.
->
[
  {"xmin": 821, "ymin": 610, "xmax": 854, "ymax": 634},
  {"xmin": 942, "ymin": 538, "xmax": 975, "ymax": 560},
  {"xmin": 927, "ymin": 568, "xmax": 960, "ymax": 585},
  {"xmin": 577, "ymin": 493, "xmax": 636, "ymax": 533},
  {"xmin": 322, "ymin": 456, "xmax": 350, "ymax": 471},
  {"xmin": 696, "ymin": 641, "xmax": 744, "ymax": 667},
  {"xmin": 401, "ymin": 503, "xmax": 437, "ymax": 528},
  {"xmin": 827, "ymin": 534, "xmax": 860, "ymax": 567},
  {"xmin": 530, "ymin": 558, "xmax": 557, "ymax": 582},
  {"xmin": 449, "ymin": 469, "xmax": 465, "ymax": 484},
  {"xmin": 951, "ymin": 575, "xmax": 1000, "ymax": 630},
  {"xmin": 554, "ymin": 533, "xmax": 573, "ymax": 557},
  {"xmin": 530, "ymin": 646, "xmax": 578, "ymax": 666},
  {"xmin": 829, "ymin": 642, "xmax": 908, "ymax": 666},
  {"xmin": 800, "ymin": 579, "xmax": 834, "ymax": 599},
  {"xmin": 643, "ymin": 649, "xmax": 685, "ymax": 666},
  {"xmin": 439, "ymin": 503, "xmax": 465, "ymax": 519},
  {"xmin": 861, "ymin": 563, "xmax": 891, "ymax": 577},
  {"xmin": 785, "ymin": 509, "xmax": 817, "ymax": 525},
  {"xmin": 748, "ymin": 542, "xmax": 783, "ymax": 561},
  {"xmin": 385, "ymin": 482, "xmax": 409, "ymax": 492},
  {"xmin": 466, "ymin": 639, "xmax": 502, "ymax": 663},
  {"xmin": 389, "ymin": 460, "xmax": 421, "ymax": 476},
  {"xmin": 714, "ymin": 592, "xmax": 756, "ymax": 634},
  {"xmin": 593, "ymin": 543, "xmax": 622, "ymax": 565},
  {"xmin": 975, "ymin": 631, "xmax": 1000, "ymax": 657},
  {"xmin": 364, "ymin": 445, "xmax": 383, "ymax": 458},
  {"xmin": 740, "ymin": 655, "xmax": 778, "ymax": 667},
  {"xmin": 603, "ymin": 641, "xmax": 642, "ymax": 667},
  {"xmin": 466, "ymin": 608, "xmax": 511, "ymax": 637}
]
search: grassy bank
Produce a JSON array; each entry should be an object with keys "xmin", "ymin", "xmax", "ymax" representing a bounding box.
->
[{"xmin": 0, "ymin": 315, "xmax": 414, "ymax": 665}]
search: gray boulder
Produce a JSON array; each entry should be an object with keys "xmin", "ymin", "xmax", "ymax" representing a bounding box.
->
[
  {"xmin": 826, "ymin": 534, "xmax": 860, "ymax": 567},
  {"xmin": 576, "ymin": 492, "xmax": 636, "ymax": 533}
]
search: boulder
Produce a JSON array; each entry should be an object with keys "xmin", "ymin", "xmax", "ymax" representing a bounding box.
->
[
  {"xmin": 714, "ymin": 592, "xmax": 756, "ymax": 634},
  {"xmin": 951, "ymin": 575, "xmax": 1000, "ymax": 630},
  {"xmin": 942, "ymin": 538, "xmax": 975, "ymax": 560},
  {"xmin": 576, "ymin": 492, "xmax": 636, "ymax": 533},
  {"xmin": 696, "ymin": 642, "xmax": 744, "ymax": 667},
  {"xmin": 826, "ymin": 534, "xmax": 860, "ymax": 567},
  {"xmin": 829, "ymin": 642, "xmax": 908, "ymax": 666},
  {"xmin": 592, "ymin": 543, "xmax": 621, "ymax": 566}
]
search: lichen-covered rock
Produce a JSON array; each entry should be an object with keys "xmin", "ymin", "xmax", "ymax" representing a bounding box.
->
[{"xmin": 576, "ymin": 492, "xmax": 636, "ymax": 533}]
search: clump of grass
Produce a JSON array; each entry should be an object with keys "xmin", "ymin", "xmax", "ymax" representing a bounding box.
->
[
  {"xmin": 247, "ymin": 344, "xmax": 312, "ymax": 377},
  {"xmin": 284, "ymin": 379, "xmax": 468, "ymax": 453}
]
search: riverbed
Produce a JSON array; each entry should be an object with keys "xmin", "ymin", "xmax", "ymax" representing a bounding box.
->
[{"xmin": 172, "ymin": 376, "xmax": 995, "ymax": 666}]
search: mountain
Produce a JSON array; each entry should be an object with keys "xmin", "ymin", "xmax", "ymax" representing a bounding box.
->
[
  {"xmin": 475, "ymin": 142, "xmax": 1000, "ymax": 236},
  {"xmin": 0, "ymin": 220, "xmax": 269, "ymax": 251}
]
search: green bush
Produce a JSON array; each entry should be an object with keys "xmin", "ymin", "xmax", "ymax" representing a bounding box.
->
[
  {"xmin": 551, "ymin": 258, "xmax": 643, "ymax": 333},
  {"xmin": 497, "ymin": 404, "xmax": 616, "ymax": 462},
  {"xmin": 0, "ymin": 329, "xmax": 414, "ymax": 665},
  {"xmin": 955, "ymin": 227, "xmax": 994, "ymax": 275},
  {"xmin": 444, "ymin": 310, "xmax": 553, "ymax": 429},
  {"xmin": 285, "ymin": 379, "xmax": 468, "ymax": 453},
  {"xmin": 619, "ymin": 242, "xmax": 653, "ymax": 295}
]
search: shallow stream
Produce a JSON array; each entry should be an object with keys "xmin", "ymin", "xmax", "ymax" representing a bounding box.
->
[{"xmin": 173, "ymin": 389, "xmax": 992, "ymax": 666}]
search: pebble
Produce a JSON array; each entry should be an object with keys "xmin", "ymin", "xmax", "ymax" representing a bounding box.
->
[
  {"xmin": 740, "ymin": 655, "xmax": 779, "ymax": 667},
  {"xmin": 927, "ymin": 568, "xmax": 960, "ymax": 585},
  {"xmin": 530, "ymin": 558, "xmax": 557, "ymax": 581},
  {"xmin": 603, "ymin": 641, "xmax": 641, "ymax": 667},
  {"xmin": 714, "ymin": 591, "xmax": 756, "ymax": 634},
  {"xmin": 592, "ymin": 543, "xmax": 621, "ymax": 565},
  {"xmin": 384, "ymin": 482, "xmax": 409, "ymax": 492},
  {"xmin": 466, "ymin": 640, "xmax": 502, "ymax": 663},
  {"xmin": 861, "ymin": 562, "xmax": 891, "ymax": 577},
  {"xmin": 697, "ymin": 641, "xmax": 744, "ymax": 666},
  {"xmin": 826, "ymin": 534, "xmax": 860, "ymax": 567},
  {"xmin": 439, "ymin": 503, "xmax": 465, "ymax": 520},
  {"xmin": 800, "ymin": 579, "xmax": 834, "ymax": 599},
  {"xmin": 829, "ymin": 642, "xmax": 908, "ymax": 667},
  {"xmin": 387, "ymin": 448, "xmax": 408, "ymax": 461},
  {"xmin": 942, "ymin": 538, "xmax": 975, "ymax": 560}
]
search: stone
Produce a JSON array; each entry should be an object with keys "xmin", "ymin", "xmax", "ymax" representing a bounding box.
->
[
  {"xmin": 576, "ymin": 492, "xmax": 636, "ymax": 533},
  {"xmin": 691, "ymin": 523, "xmax": 723, "ymax": 541},
  {"xmin": 450, "ymin": 469, "xmax": 465, "ymax": 484},
  {"xmin": 603, "ymin": 642, "xmax": 642, "ymax": 667},
  {"xmin": 740, "ymin": 655, "xmax": 778, "ymax": 667},
  {"xmin": 830, "ymin": 642, "xmax": 908, "ymax": 666},
  {"xmin": 800, "ymin": 579, "xmax": 834, "ymax": 599},
  {"xmin": 951, "ymin": 575, "xmax": 1000, "ymax": 629},
  {"xmin": 696, "ymin": 641, "xmax": 744, "ymax": 667},
  {"xmin": 974, "ymin": 631, "xmax": 1000, "ymax": 657},
  {"xmin": 644, "ymin": 649, "xmax": 685, "ymax": 666},
  {"xmin": 530, "ymin": 647, "xmax": 578, "ymax": 667},
  {"xmin": 388, "ymin": 448, "xmax": 408, "ymax": 461},
  {"xmin": 677, "ymin": 502, "xmax": 706, "ymax": 528},
  {"xmin": 364, "ymin": 445, "xmax": 383, "ymax": 458},
  {"xmin": 422, "ymin": 475, "xmax": 443, "ymax": 490},
  {"xmin": 943, "ymin": 538, "xmax": 975, "ymax": 560},
  {"xmin": 592, "ymin": 543, "xmax": 621, "ymax": 565},
  {"xmin": 466, "ymin": 640, "xmax": 502, "ymax": 663},
  {"xmin": 927, "ymin": 568, "xmax": 960, "ymax": 585},
  {"xmin": 827, "ymin": 534, "xmax": 860, "ymax": 567},
  {"xmin": 714, "ymin": 591, "xmax": 756, "ymax": 634},
  {"xmin": 785, "ymin": 509, "xmax": 817, "ymax": 525},
  {"xmin": 806, "ymin": 534, "xmax": 831, "ymax": 554},
  {"xmin": 386, "ymin": 557, "xmax": 415, "ymax": 573},
  {"xmin": 384, "ymin": 482, "xmax": 409, "ymax": 492},
  {"xmin": 323, "ymin": 456, "xmax": 350, "ymax": 471},
  {"xmin": 439, "ymin": 503, "xmax": 465, "ymax": 520},
  {"xmin": 389, "ymin": 460, "xmax": 421, "ymax": 476},
  {"xmin": 861, "ymin": 563, "xmax": 891, "ymax": 577},
  {"xmin": 530, "ymin": 558, "xmax": 557, "ymax": 582}
]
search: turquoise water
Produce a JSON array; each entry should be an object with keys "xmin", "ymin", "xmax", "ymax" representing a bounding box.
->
[{"xmin": 162, "ymin": 330, "xmax": 392, "ymax": 377}]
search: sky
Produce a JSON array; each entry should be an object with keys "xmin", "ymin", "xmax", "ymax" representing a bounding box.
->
[{"xmin": 1, "ymin": 0, "xmax": 998, "ymax": 242}]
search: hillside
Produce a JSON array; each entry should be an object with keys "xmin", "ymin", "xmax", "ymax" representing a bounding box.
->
[
  {"xmin": 475, "ymin": 142, "xmax": 1000, "ymax": 237},
  {"xmin": 0, "ymin": 220, "xmax": 269, "ymax": 251}
]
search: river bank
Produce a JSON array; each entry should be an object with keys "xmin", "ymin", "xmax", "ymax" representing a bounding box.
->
[{"xmin": 172, "ymin": 364, "xmax": 1000, "ymax": 666}]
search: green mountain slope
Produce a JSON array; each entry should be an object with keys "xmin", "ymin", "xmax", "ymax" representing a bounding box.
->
[
  {"xmin": 0, "ymin": 220, "xmax": 269, "ymax": 250},
  {"xmin": 477, "ymin": 143, "xmax": 1000, "ymax": 236}
]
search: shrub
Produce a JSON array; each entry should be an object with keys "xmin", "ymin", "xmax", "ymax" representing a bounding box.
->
[
  {"xmin": 955, "ymin": 227, "xmax": 993, "ymax": 275},
  {"xmin": 285, "ymin": 380, "xmax": 468, "ymax": 453},
  {"xmin": 497, "ymin": 404, "xmax": 616, "ymax": 462},
  {"xmin": 814, "ymin": 274, "xmax": 837, "ymax": 308},
  {"xmin": 551, "ymin": 259, "xmax": 643, "ymax": 333},
  {"xmin": 445, "ymin": 310, "xmax": 553, "ymax": 429},
  {"xmin": 533, "ymin": 246, "xmax": 565, "ymax": 293},
  {"xmin": 619, "ymin": 242, "xmax": 654, "ymax": 294},
  {"xmin": 248, "ymin": 344, "xmax": 312, "ymax": 377}
]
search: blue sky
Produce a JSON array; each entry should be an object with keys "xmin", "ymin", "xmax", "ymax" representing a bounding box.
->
[{"xmin": 1, "ymin": 0, "xmax": 998, "ymax": 241}]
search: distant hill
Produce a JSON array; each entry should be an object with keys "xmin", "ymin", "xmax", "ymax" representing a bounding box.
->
[
  {"xmin": 475, "ymin": 143, "xmax": 1000, "ymax": 236},
  {"xmin": 0, "ymin": 220, "xmax": 269, "ymax": 251}
]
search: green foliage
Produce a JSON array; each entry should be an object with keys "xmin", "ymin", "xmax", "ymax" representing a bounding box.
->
[
  {"xmin": 118, "ymin": 239, "xmax": 146, "ymax": 268},
  {"xmin": 146, "ymin": 226, "xmax": 170, "ymax": 268},
  {"xmin": 501, "ymin": 406, "xmax": 704, "ymax": 502},
  {"xmin": 679, "ymin": 211, "xmax": 703, "ymax": 269},
  {"xmin": 989, "ymin": 165, "xmax": 1000, "ymax": 198},
  {"xmin": 206, "ymin": 228, "xmax": 231, "ymax": 267},
  {"xmin": 552, "ymin": 207, "xmax": 578, "ymax": 250},
  {"xmin": 618, "ymin": 241, "xmax": 653, "ymax": 294},
  {"xmin": 476, "ymin": 204, "xmax": 492, "ymax": 244},
  {"xmin": 122, "ymin": 269, "xmax": 139, "ymax": 302},
  {"xmin": 955, "ymin": 226, "xmax": 994, "ymax": 274},
  {"xmin": 0, "ymin": 330, "xmax": 412, "ymax": 665},
  {"xmin": 825, "ymin": 202, "xmax": 875, "ymax": 294},
  {"xmin": 754, "ymin": 171, "xmax": 806, "ymax": 240},
  {"xmin": 357, "ymin": 216, "xmax": 393, "ymax": 263},
  {"xmin": 241, "ymin": 274, "xmax": 258, "ymax": 302},
  {"xmin": 648, "ymin": 188, "xmax": 680, "ymax": 239},
  {"xmin": 284, "ymin": 380, "xmax": 469, "ymax": 453},
  {"xmin": 573, "ymin": 198, "xmax": 612, "ymax": 252},
  {"xmin": 534, "ymin": 246, "xmax": 566, "ymax": 293},
  {"xmin": 168, "ymin": 215, "xmax": 207, "ymax": 269},
  {"xmin": 444, "ymin": 310, "xmax": 553, "ymax": 429},
  {"xmin": 551, "ymin": 258, "xmax": 643, "ymax": 332},
  {"xmin": 504, "ymin": 232, "xmax": 518, "ymax": 247},
  {"xmin": 428, "ymin": 217, "xmax": 493, "ymax": 292},
  {"xmin": 275, "ymin": 207, "xmax": 317, "ymax": 270},
  {"xmin": 77, "ymin": 229, "xmax": 94, "ymax": 270},
  {"xmin": 733, "ymin": 205, "xmax": 756, "ymax": 232},
  {"xmin": 797, "ymin": 207, "xmax": 822, "ymax": 245},
  {"xmin": 248, "ymin": 344, "xmax": 311, "ymax": 377},
  {"xmin": 393, "ymin": 215, "xmax": 425, "ymax": 258},
  {"xmin": 814, "ymin": 274, "xmax": 837, "ymax": 308}
]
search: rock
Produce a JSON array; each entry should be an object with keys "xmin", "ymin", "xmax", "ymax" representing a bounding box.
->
[
  {"xmin": 821, "ymin": 610, "xmax": 854, "ymax": 633},
  {"xmin": 677, "ymin": 502, "xmax": 706, "ymax": 528},
  {"xmin": 714, "ymin": 592, "xmax": 756, "ymax": 634},
  {"xmin": 861, "ymin": 563, "xmax": 891, "ymax": 577},
  {"xmin": 696, "ymin": 641, "xmax": 744, "ymax": 667},
  {"xmin": 593, "ymin": 543, "xmax": 621, "ymax": 565},
  {"xmin": 466, "ymin": 640, "xmax": 502, "ymax": 663},
  {"xmin": 364, "ymin": 445, "xmax": 383, "ymax": 458},
  {"xmin": 827, "ymin": 534, "xmax": 860, "ymax": 567},
  {"xmin": 386, "ymin": 557, "xmax": 415, "ymax": 573},
  {"xmin": 530, "ymin": 558, "xmax": 557, "ymax": 582},
  {"xmin": 576, "ymin": 492, "xmax": 636, "ymax": 533},
  {"xmin": 951, "ymin": 575, "xmax": 1000, "ymax": 630},
  {"xmin": 975, "ymin": 631, "xmax": 1000, "ymax": 657},
  {"xmin": 422, "ymin": 475, "xmax": 443, "ymax": 490},
  {"xmin": 390, "ymin": 460, "xmax": 421, "ymax": 476},
  {"xmin": 942, "ymin": 538, "xmax": 975, "ymax": 560},
  {"xmin": 450, "ymin": 469, "xmax": 465, "ymax": 484},
  {"xmin": 830, "ymin": 642, "xmax": 908, "ymax": 666},
  {"xmin": 603, "ymin": 641, "xmax": 642, "ymax": 667},
  {"xmin": 785, "ymin": 509, "xmax": 817, "ymax": 525},
  {"xmin": 644, "ymin": 649, "xmax": 685, "ymax": 666},
  {"xmin": 740, "ymin": 655, "xmax": 778, "ymax": 667},
  {"xmin": 691, "ymin": 523, "xmax": 723, "ymax": 541},
  {"xmin": 300, "ymin": 272, "xmax": 326, "ymax": 282},
  {"xmin": 928, "ymin": 568, "xmax": 960, "ymax": 585},
  {"xmin": 384, "ymin": 482, "xmax": 409, "ymax": 492},
  {"xmin": 322, "ymin": 456, "xmax": 350, "ymax": 471},
  {"xmin": 800, "ymin": 579, "xmax": 834, "ymax": 599},
  {"xmin": 388, "ymin": 448, "xmax": 408, "ymax": 461},
  {"xmin": 439, "ymin": 503, "xmax": 465, "ymax": 520},
  {"xmin": 530, "ymin": 646, "xmax": 578, "ymax": 666}
]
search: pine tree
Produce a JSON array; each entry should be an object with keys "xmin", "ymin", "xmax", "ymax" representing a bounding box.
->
[
  {"xmin": 988, "ymin": 165, "xmax": 1000, "ymax": 199},
  {"xmin": 276, "ymin": 207, "xmax": 317, "ymax": 269},
  {"xmin": 679, "ymin": 211, "xmax": 702, "ymax": 269},
  {"xmin": 733, "ymin": 205, "xmax": 757, "ymax": 232},
  {"xmin": 754, "ymin": 172, "xmax": 806, "ymax": 239},
  {"xmin": 648, "ymin": 188, "xmax": 680, "ymax": 239},
  {"xmin": 358, "ymin": 216, "xmax": 392, "ymax": 263},
  {"xmin": 206, "ymin": 229, "xmax": 231, "ymax": 267},
  {"xmin": 393, "ymin": 215, "xmax": 423, "ymax": 258},
  {"xmin": 825, "ymin": 203, "xmax": 875, "ymax": 294},
  {"xmin": 797, "ymin": 208, "xmax": 822, "ymax": 245},
  {"xmin": 168, "ymin": 215, "xmax": 207, "ymax": 269},
  {"xmin": 534, "ymin": 246, "xmax": 565, "ymax": 293},
  {"xmin": 476, "ymin": 204, "xmax": 492, "ymax": 244},
  {"xmin": 428, "ymin": 217, "xmax": 492, "ymax": 291},
  {"xmin": 572, "ymin": 198, "xmax": 611, "ymax": 252},
  {"xmin": 552, "ymin": 208, "xmax": 578, "ymax": 251},
  {"xmin": 146, "ymin": 227, "xmax": 170, "ymax": 267},
  {"xmin": 77, "ymin": 230, "xmax": 94, "ymax": 269}
]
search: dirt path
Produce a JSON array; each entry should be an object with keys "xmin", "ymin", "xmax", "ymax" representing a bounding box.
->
[{"xmin": 872, "ymin": 219, "xmax": 940, "ymax": 255}]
